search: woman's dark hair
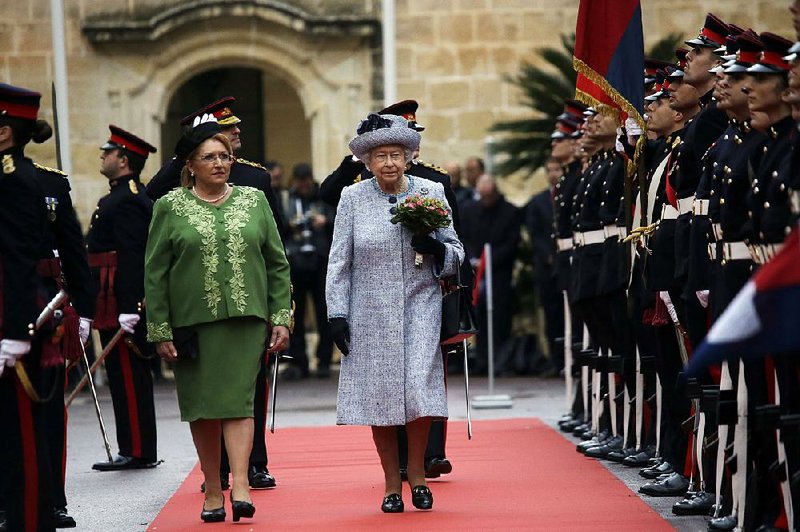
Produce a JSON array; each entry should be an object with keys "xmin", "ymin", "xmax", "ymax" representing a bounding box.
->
[{"xmin": 0, "ymin": 117, "xmax": 52, "ymax": 146}]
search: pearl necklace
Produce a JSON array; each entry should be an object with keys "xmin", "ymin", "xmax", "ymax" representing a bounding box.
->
[{"xmin": 192, "ymin": 183, "xmax": 230, "ymax": 203}]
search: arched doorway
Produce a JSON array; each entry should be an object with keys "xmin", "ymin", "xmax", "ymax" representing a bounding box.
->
[{"xmin": 162, "ymin": 66, "xmax": 312, "ymax": 184}]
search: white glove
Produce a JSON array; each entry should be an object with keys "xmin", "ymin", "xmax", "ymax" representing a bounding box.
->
[
  {"xmin": 118, "ymin": 313, "xmax": 140, "ymax": 334},
  {"xmin": 0, "ymin": 339, "xmax": 31, "ymax": 378},
  {"xmin": 625, "ymin": 117, "xmax": 643, "ymax": 137},
  {"xmin": 79, "ymin": 317, "xmax": 93, "ymax": 346},
  {"xmin": 696, "ymin": 290, "xmax": 709, "ymax": 309},
  {"xmin": 658, "ymin": 291, "xmax": 679, "ymax": 325},
  {"xmin": 615, "ymin": 137, "xmax": 626, "ymax": 156}
]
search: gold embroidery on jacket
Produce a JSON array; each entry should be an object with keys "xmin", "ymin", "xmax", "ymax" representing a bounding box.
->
[{"xmin": 223, "ymin": 187, "xmax": 259, "ymax": 313}]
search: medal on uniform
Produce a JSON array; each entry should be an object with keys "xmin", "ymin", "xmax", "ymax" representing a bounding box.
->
[
  {"xmin": 45, "ymin": 197, "xmax": 58, "ymax": 221},
  {"xmin": 2, "ymin": 154, "xmax": 15, "ymax": 175}
]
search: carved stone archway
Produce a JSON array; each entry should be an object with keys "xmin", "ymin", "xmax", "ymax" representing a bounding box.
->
[{"xmin": 81, "ymin": 0, "xmax": 381, "ymax": 178}]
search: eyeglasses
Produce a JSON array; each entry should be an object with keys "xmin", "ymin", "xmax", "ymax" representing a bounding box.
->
[
  {"xmin": 372, "ymin": 152, "xmax": 404, "ymax": 164},
  {"xmin": 196, "ymin": 153, "xmax": 235, "ymax": 164}
]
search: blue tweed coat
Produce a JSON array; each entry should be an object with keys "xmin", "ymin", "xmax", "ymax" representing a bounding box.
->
[{"xmin": 326, "ymin": 176, "xmax": 464, "ymax": 426}]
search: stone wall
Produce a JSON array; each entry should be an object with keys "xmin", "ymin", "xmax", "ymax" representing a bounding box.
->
[{"xmin": 0, "ymin": 0, "xmax": 793, "ymax": 222}]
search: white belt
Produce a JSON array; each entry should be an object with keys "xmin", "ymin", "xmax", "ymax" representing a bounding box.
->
[
  {"xmin": 677, "ymin": 195, "xmax": 695, "ymax": 215},
  {"xmin": 661, "ymin": 204, "xmax": 679, "ymax": 221},
  {"xmin": 617, "ymin": 226, "xmax": 628, "ymax": 239},
  {"xmin": 557, "ymin": 238, "xmax": 574, "ymax": 251},
  {"xmin": 707, "ymin": 243, "xmax": 717, "ymax": 261},
  {"xmin": 603, "ymin": 224, "xmax": 619, "ymax": 240},
  {"xmin": 749, "ymin": 243, "xmax": 784, "ymax": 264},
  {"xmin": 575, "ymin": 229, "xmax": 606, "ymax": 246},
  {"xmin": 712, "ymin": 223, "xmax": 723, "ymax": 241},
  {"xmin": 693, "ymin": 199, "xmax": 709, "ymax": 216},
  {"xmin": 721, "ymin": 241, "xmax": 751, "ymax": 262}
]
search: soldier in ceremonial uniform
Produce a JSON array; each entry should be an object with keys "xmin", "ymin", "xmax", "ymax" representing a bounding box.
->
[
  {"xmin": 0, "ymin": 83, "xmax": 56, "ymax": 532},
  {"xmin": 88, "ymin": 126, "xmax": 160, "ymax": 472},
  {"xmin": 148, "ymin": 98, "xmax": 280, "ymax": 490},
  {"xmin": 319, "ymin": 100, "xmax": 459, "ymax": 480},
  {"xmin": 32, "ymin": 138, "xmax": 96, "ymax": 527}
]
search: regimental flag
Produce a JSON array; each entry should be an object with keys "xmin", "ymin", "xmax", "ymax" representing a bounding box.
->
[
  {"xmin": 573, "ymin": 0, "xmax": 645, "ymax": 127},
  {"xmin": 686, "ymin": 226, "xmax": 800, "ymax": 376}
]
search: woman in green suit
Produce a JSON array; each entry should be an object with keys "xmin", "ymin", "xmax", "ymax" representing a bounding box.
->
[{"xmin": 144, "ymin": 117, "xmax": 291, "ymax": 523}]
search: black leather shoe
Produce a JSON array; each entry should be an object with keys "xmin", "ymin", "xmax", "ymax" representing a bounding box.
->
[
  {"xmin": 640, "ymin": 460, "xmax": 674, "ymax": 479},
  {"xmin": 708, "ymin": 514, "xmax": 737, "ymax": 530},
  {"xmin": 200, "ymin": 475, "xmax": 230, "ymax": 493},
  {"xmin": 411, "ymin": 485, "xmax": 433, "ymax": 510},
  {"xmin": 572, "ymin": 423, "xmax": 590, "ymax": 437},
  {"xmin": 381, "ymin": 493, "xmax": 404, "ymax": 513},
  {"xmin": 53, "ymin": 507, "xmax": 76, "ymax": 528},
  {"xmin": 672, "ymin": 490, "xmax": 714, "ymax": 516},
  {"xmin": 92, "ymin": 455, "xmax": 161, "ymax": 471},
  {"xmin": 584, "ymin": 436, "xmax": 624, "ymax": 459},
  {"xmin": 248, "ymin": 466, "xmax": 276, "ymax": 489},
  {"xmin": 639, "ymin": 472, "xmax": 690, "ymax": 496},
  {"xmin": 425, "ymin": 457, "xmax": 452, "ymax": 478},
  {"xmin": 231, "ymin": 499, "xmax": 255, "ymax": 522},
  {"xmin": 623, "ymin": 447, "xmax": 656, "ymax": 467},
  {"xmin": 200, "ymin": 495, "xmax": 226, "ymax": 523}
]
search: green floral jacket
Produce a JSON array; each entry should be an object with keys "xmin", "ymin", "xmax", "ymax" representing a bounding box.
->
[{"xmin": 144, "ymin": 186, "xmax": 291, "ymax": 342}]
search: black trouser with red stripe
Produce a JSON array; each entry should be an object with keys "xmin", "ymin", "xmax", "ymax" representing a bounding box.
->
[
  {"xmin": 39, "ymin": 365, "xmax": 67, "ymax": 510},
  {"xmin": 100, "ymin": 330, "xmax": 157, "ymax": 462},
  {"xmin": 220, "ymin": 356, "xmax": 269, "ymax": 476},
  {"xmin": 0, "ymin": 363, "xmax": 56, "ymax": 531}
]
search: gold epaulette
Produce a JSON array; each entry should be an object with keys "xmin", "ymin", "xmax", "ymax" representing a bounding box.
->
[
  {"xmin": 33, "ymin": 162, "xmax": 68, "ymax": 177},
  {"xmin": 236, "ymin": 158, "xmax": 267, "ymax": 171},
  {"xmin": 417, "ymin": 160, "xmax": 448, "ymax": 175}
]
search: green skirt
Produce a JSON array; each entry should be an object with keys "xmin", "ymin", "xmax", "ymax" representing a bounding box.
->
[{"xmin": 173, "ymin": 317, "xmax": 267, "ymax": 422}]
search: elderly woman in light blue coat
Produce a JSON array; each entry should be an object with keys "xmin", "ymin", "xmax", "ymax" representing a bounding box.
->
[{"xmin": 326, "ymin": 114, "xmax": 464, "ymax": 514}]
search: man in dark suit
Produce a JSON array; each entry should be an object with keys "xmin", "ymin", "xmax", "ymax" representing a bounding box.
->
[
  {"xmin": 525, "ymin": 157, "xmax": 563, "ymax": 371},
  {"xmin": 146, "ymin": 98, "xmax": 280, "ymax": 490},
  {"xmin": 461, "ymin": 175, "xmax": 521, "ymax": 374}
]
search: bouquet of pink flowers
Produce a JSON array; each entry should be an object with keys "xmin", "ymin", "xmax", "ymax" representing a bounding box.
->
[{"xmin": 391, "ymin": 195, "xmax": 451, "ymax": 268}]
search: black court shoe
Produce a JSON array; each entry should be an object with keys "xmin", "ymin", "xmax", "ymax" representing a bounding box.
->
[
  {"xmin": 231, "ymin": 499, "xmax": 256, "ymax": 522},
  {"xmin": 381, "ymin": 493, "xmax": 404, "ymax": 513},
  {"xmin": 411, "ymin": 485, "xmax": 433, "ymax": 510},
  {"xmin": 200, "ymin": 495, "xmax": 226, "ymax": 523}
]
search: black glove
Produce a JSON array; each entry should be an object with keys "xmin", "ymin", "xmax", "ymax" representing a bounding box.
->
[
  {"xmin": 411, "ymin": 235, "xmax": 446, "ymax": 266},
  {"xmin": 329, "ymin": 317, "xmax": 350, "ymax": 356}
]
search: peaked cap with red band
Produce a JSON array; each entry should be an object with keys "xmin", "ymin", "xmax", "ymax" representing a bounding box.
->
[
  {"xmin": 0, "ymin": 83, "xmax": 41, "ymax": 121},
  {"xmin": 379, "ymin": 99, "xmax": 425, "ymax": 131},
  {"xmin": 686, "ymin": 13, "xmax": 729, "ymax": 48},
  {"xmin": 724, "ymin": 33, "xmax": 764, "ymax": 73},
  {"xmin": 180, "ymin": 96, "xmax": 241, "ymax": 127},
  {"xmin": 557, "ymin": 99, "xmax": 589, "ymax": 122},
  {"xmin": 747, "ymin": 32, "xmax": 792, "ymax": 74},
  {"xmin": 101, "ymin": 125, "xmax": 157, "ymax": 158}
]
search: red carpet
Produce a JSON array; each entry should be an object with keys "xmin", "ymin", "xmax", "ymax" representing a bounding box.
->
[{"xmin": 148, "ymin": 418, "xmax": 671, "ymax": 531}]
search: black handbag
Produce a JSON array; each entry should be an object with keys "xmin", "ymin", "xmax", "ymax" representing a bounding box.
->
[
  {"xmin": 172, "ymin": 326, "xmax": 199, "ymax": 360},
  {"xmin": 440, "ymin": 268, "xmax": 478, "ymax": 345}
]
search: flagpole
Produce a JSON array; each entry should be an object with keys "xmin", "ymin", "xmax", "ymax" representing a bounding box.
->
[
  {"xmin": 50, "ymin": 0, "xmax": 72, "ymax": 178},
  {"xmin": 381, "ymin": 0, "xmax": 396, "ymax": 107}
]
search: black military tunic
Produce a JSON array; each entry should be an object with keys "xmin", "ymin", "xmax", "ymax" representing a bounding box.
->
[
  {"xmin": 671, "ymin": 91, "xmax": 728, "ymax": 284},
  {"xmin": 86, "ymin": 174, "xmax": 158, "ymax": 463},
  {"xmin": 34, "ymin": 163, "xmax": 95, "ymax": 514},
  {"xmin": 553, "ymin": 160, "xmax": 583, "ymax": 293}
]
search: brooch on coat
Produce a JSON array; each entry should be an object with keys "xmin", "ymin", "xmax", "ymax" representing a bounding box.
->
[
  {"xmin": 45, "ymin": 197, "xmax": 58, "ymax": 221},
  {"xmin": 419, "ymin": 187, "xmax": 429, "ymax": 195}
]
